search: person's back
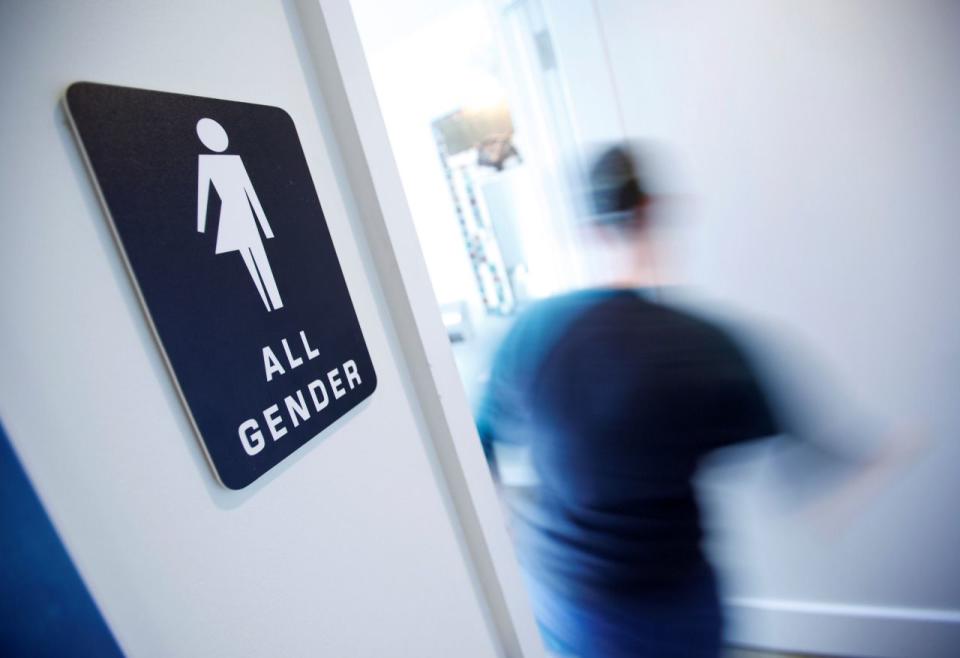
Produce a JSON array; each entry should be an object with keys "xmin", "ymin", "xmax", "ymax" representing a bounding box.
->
[
  {"xmin": 478, "ymin": 145, "xmax": 781, "ymax": 657},
  {"xmin": 488, "ymin": 287, "xmax": 777, "ymax": 582},
  {"xmin": 479, "ymin": 286, "xmax": 779, "ymax": 657}
]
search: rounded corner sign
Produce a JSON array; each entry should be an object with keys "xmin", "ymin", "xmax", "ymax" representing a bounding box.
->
[{"xmin": 65, "ymin": 82, "xmax": 377, "ymax": 490}]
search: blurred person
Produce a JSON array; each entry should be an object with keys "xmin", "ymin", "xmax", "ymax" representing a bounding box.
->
[{"xmin": 477, "ymin": 144, "xmax": 790, "ymax": 658}]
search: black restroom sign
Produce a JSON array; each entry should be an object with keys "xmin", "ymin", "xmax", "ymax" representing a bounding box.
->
[{"xmin": 65, "ymin": 82, "xmax": 377, "ymax": 489}]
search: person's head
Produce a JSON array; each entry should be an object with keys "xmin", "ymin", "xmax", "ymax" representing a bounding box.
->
[
  {"xmin": 586, "ymin": 143, "xmax": 652, "ymax": 237},
  {"xmin": 581, "ymin": 143, "xmax": 661, "ymax": 286}
]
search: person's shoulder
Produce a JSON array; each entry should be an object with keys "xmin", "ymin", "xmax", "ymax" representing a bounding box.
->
[
  {"xmin": 650, "ymin": 293, "xmax": 768, "ymax": 365},
  {"xmin": 513, "ymin": 288, "xmax": 617, "ymax": 328},
  {"xmin": 561, "ymin": 288, "xmax": 708, "ymax": 329},
  {"xmin": 514, "ymin": 288, "xmax": 746, "ymax": 351},
  {"xmin": 587, "ymin": 291, "xmax": 750, "ymax": 359},
  {"xmin": 527, "ymin": 288, "xmax": 617, "ymax": 313},
  {"xmin": 646, "ymin": 297, "xmax": 729, "ymax": 335}
]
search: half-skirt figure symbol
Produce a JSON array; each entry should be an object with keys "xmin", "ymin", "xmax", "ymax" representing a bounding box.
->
[{"xmin": 196, "ymin": 117, "xmax": 283, "ymax": 311}]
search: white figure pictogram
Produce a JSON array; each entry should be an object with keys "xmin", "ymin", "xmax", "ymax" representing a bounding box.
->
[{"xmin": 196, "ymin": 117, "xmax": 283, "ymax": 311}]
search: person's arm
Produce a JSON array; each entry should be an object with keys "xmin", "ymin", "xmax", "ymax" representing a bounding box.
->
[
  {"xmin": 476, "ymin": 312, "xmax": 538, "ymax": 484},
  {"xmin": 802, "ymin": 424, "xmax": 926, "ymax": 533},
  {"xmin": 734, "ymin": 328, "xmax": 928, "ymax": 530},
  {"xmin": 476, "ymin": 338, "xmax": 513, "ymax": 483}
]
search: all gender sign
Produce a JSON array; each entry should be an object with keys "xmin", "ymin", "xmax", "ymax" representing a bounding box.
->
[{"xmin": 65, "ymin": 82, "xmax": 377, "ymax": 490}]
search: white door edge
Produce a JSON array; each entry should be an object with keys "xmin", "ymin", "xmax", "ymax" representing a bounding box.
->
[{"xmin": 290, "ymin": 1, "xmax": 546, "ymax": 656}]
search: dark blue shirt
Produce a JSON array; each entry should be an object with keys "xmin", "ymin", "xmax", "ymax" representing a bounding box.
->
[{"xmin": 478, "ymin": 289, "xmax": 779, "ymax": 597}]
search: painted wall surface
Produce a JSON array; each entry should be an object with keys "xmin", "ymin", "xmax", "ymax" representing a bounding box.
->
[
  {"xmin": 0, "ymin": 1, "xmax": 500, "ymax": 656},
  {"xmin": 542, "ymin": 0, "xmax": 960, "ymax": 655}
]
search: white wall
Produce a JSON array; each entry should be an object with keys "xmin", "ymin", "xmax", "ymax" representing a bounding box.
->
[
  {"xmin": 0, "ymin": 1, "xmax": 507, "ymax": 656},
  {"xmin": 541, "ymin": 0, "xmax": 960, "ymax": 655}
]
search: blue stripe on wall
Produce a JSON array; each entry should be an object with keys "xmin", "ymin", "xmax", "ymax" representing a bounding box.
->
[{"xmin": 0, "ymin": 422, "xmax": 123, "ymax": 657}]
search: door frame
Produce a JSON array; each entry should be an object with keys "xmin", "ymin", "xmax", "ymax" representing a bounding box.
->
[{"xmin": 291, "ymin": 2, "xmax": 545, "ymax": 656}]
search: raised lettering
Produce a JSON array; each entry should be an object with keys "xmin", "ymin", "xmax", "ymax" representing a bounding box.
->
[
  {"xmin": 300, "ymin": 330, "xmax": 320, "ymax": 361},
  {"xmin": 282, "ymin": 338, "xmax": 303, "ymax": 370},
  {"xmin": 263, "ymin": 404, "xmax": 287, "ymax": 440},
  {"xmin": 308, "ymin": 379, "xmax": 329, "ymax": 411},
  {"xmin": 263, "ymin": 346, "xmax": 285, "ymax": 382},
  {"xmin": 343, "ymin": 359, "xmax": 361, "ymax": 389},
  {"xmin": 284, "ymin": 390, "xmax": 311, "ymax": 428},
  {"xmin": 327, "ymin": 368, "xmax": 346, "ymax": 400},
  {"xmin": 239, "ymin": 418, "xmax": 265, "ymax": 456}
]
